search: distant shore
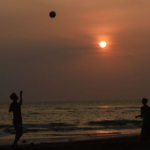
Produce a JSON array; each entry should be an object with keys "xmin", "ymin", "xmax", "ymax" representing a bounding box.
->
[{"xmin": 1, "ymin": 134, "xmax": 150, "ymax": 150}]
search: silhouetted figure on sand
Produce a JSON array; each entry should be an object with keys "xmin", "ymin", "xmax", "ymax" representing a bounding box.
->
[
  {"xmin": 9, "ymin": 91, "xmax": 23, "ymax": 148},
  {"xmin": 135, "ymin": 98, "xmax": 150, "ymax": 142}
]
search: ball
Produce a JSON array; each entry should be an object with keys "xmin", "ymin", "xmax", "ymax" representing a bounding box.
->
[{"xmin": 49, "ymin": 11, "xmax": 56, "ymax": 18}]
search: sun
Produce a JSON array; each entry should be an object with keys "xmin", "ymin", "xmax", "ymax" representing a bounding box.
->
[{"xmin": 100, "ymin": 41, "xmax": 107, "ymax": 48}]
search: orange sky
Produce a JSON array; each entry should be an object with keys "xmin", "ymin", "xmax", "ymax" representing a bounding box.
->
[{"xmin": 1, "ymin": 0, "xmax": 150, "ymax": 102}]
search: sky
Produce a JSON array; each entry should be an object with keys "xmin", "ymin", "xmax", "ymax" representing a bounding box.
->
[{"xmin": 1, "ymin": 0, "xmax": 150, "ymax": 102}]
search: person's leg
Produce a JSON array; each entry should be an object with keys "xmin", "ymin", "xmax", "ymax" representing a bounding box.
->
[
  {"xmin": 141, "ymin": 123, "xmax": 146, "ymax": 142},
  {"xmin": 12, "ymin": 123, "xmax": 23, "ymax": 147},
  {"xmin": 146, "ymin": 123, "xmax": 150, "ymax": 140}
]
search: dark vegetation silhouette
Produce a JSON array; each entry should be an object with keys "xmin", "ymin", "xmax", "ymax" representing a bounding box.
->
[
  {"xmin": 9, "ymin": 91, "xmax": 23, "ymax": 148},
  {"xmin": 135, "ymin": 98, "xmax": 150, "ymax": 142}
]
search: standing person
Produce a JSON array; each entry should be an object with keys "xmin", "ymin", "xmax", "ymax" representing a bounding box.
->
[
  {"xmin": 9, "ymin": 91, "xmax": 23, "ymax": 148},
  {"xmin": 135, "ymin": 98, "xmax": 150, "ymax": 142}
]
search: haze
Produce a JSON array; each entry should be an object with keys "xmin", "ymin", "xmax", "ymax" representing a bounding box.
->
[{"xmin": 1, "ymin": 0, "xmax": 150, "ymax": 102}]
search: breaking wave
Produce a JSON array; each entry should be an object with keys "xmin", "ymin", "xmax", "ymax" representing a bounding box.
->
[{"xmin": 87, "ymin": 120, "xmax": 142, "ymax": 126}]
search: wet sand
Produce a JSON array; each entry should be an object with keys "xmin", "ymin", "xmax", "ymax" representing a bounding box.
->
[{"xmin": 1, "ymin": 135, "xmax": 150, "ymax": 150}]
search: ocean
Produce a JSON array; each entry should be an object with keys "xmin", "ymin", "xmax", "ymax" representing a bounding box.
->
[{"xmin": 0, "ymin": 100, "xmax": 143, "ymax": 144}]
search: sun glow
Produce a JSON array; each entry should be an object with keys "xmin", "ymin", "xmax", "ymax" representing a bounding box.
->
[{"xmin": 100, "ymin": 41, "xmax": 107, "ymax": 48}]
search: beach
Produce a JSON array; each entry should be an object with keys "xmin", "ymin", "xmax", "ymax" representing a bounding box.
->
[
  {"xmin": 0, "ymin": 101, "xmax": 143, "ymax": 141},
  {"xmin": 1, "ymin": 135, "xmax": 150, "ymax": 150},
  {"xmin": 1, "ymin": 0, "xmax": 150, "ymax": 148},
  {"xmin": 0, "ymin": 101, "xmax": 145, "ymax": 149}
]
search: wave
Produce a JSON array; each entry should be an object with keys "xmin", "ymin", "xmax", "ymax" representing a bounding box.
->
[
  {"xmin": 0, "ymin": 120, "xmax": 142, "ymax": 129},
  {"xmin": 3, "ymin": 126, "xmax": 123, "ymax": 135},
  {"xmin": 55, "ymin": 108, "xmax": 71, "ymax": 110},
  {"xmin": 23, "ymin": 123, "xmax": 77, "ymax": 129},
  {"xmin": 30, "ymin": 112, "xmax": 41, "ymax": 115},
  {"xmin": 1, "ymin": 119, "xmax": 142, "ymax": 134},
  {"xmin": 1, "ymin": 120, "xmax": 142, "ymax": 130},
  {"xmin": 3, "ymin": 125, "xmax": 140, "ymax": 134},
  {"xmin": 0, "ymin": 125, "xmax": 13, "ymax": 129},
  {"xmin": 0, "ymin": 123, "xmax": 77, "ymax": 130},
  {"xmin": 49, "ymin": 123, "xmax": 77, "ymax": 127},
  {"xmin": 87, "ymin": 120, "xmax": 142, "ymax": 126},
  {"xmin": 94, "ymin": 106, "xmax": 139, "ymax": 109}
]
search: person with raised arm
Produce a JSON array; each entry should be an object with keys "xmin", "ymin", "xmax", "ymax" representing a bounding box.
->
[
  {"xmin": 9, "ymin": 91, "xmax": 23, "ymax": 148},
  {"xmin": 135, "ymin": 98, "xmax": 150, "ymax": 142}
]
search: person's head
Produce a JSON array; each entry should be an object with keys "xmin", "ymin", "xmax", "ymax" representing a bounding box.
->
[
  {"xmin": 142, "ymin": 98, "xmax": 148, "ymax": 105},
  {"xmin": 10, "ymin": 93, "xmax": 18, "ymax": 102}
]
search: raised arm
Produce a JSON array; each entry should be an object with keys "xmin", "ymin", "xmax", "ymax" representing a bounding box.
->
[{"xmin": 19, "ymin": 91, "xmax": 23, "ymax": 106}]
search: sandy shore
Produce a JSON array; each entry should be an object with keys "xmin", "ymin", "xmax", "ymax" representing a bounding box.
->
[{"xmin": 1, "ymin": 135, "xmax": 150, "ymax": 150}]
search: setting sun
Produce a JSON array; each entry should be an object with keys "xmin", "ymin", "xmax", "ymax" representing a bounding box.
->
[{"xmin": 100, "ymin": 41, "xmax": 107, "ymax": 48}]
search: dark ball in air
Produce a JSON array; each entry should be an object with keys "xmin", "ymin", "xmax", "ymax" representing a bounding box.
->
[{"xmin": 49, "ymin": 11, "xmax": 56, "ymax": 18}]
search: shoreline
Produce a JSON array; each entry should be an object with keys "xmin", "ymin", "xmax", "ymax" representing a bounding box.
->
[
  {"xmin": 0, "ymin": 131, "xmax": 140, "ymax": 145},
  {"xmin": 1, "ymin": 134, "xmax": 150, "ymax": 150}
]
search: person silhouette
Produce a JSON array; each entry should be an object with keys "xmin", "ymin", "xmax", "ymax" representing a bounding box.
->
[
  {"xmin": 9, "ymin": 91, "xmax": 23, "ymax": 148},
  {"xmin": 135, "ymin": 98, "xmax": 150, "ymax": 142}
]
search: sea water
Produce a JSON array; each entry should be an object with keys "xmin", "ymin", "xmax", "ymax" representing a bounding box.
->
[{"xmin": 0, "ymin": 100, "xmax": 143, "ymax": 144}]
